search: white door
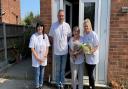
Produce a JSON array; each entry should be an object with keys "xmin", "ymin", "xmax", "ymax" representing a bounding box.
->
[{"xmin": 79, "ymin": 0, "xmax": 110, "ymax": 84}]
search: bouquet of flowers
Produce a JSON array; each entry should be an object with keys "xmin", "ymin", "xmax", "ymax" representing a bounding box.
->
[
  {"xmin": 80, "ymin": 43, "xmax": 92, "ymax": 55},
  {"xmin": 72, "ymin": 41, "xmax": 92, "ymax": 55},
  {"xmin": 71, "ymin": 41, "xmax": 83, "ymax": 60}
]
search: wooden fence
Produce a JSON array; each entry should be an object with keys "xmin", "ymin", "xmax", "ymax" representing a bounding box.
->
[{"xmin": 0, "ymin": 23, "xmax": 35, "ymax": 67}]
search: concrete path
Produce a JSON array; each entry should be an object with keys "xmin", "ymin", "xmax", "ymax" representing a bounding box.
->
[
  {"xmin": 0, "ymin": 59, "xmax": 53, "ymax": 89},
  {"xmin": 0, "ymin": 59, "xmax": 109, "ymax": 89},
  {"xmin": 0, "ymin": 59, "xmax": 33, "ymax": 80},
  {"xmin": 0, "ymin": 78, "xmax": 32, "ymax": 89}
]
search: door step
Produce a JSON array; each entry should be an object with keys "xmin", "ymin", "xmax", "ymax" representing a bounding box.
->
[{"xmin": 50, "ymin": 80, "xmax": 110, "ymax": 89}]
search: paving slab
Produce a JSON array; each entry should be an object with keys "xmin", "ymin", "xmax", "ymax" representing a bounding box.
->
[
  {"xmin": 0, "ymin": 78, "xmax": 53, "ymax": 89},
  {"xmin": 0, "ymin": 59, "xmax": 33, "ymax": 80}
]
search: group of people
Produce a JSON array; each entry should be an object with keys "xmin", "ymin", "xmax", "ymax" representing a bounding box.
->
[{"xmin": 29, "ymin": 9, "xmax": 99, "ymax": 89}]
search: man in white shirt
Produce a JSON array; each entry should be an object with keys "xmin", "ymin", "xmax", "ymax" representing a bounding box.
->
[{"xmin": 49, "ymin": 9, "xmax": 71, "ymax": 89}]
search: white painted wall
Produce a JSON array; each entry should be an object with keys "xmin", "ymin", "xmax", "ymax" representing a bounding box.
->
[{"xmin": 98, "ymin": 0, "xmax": 110, "ymax": 84}]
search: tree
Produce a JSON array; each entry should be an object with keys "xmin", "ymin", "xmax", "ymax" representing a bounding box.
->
[
  {"xmin": 20, "ymin": 11, "xmax": 41, "ymax": 26},
  {"xmin": 20, "ymin": 12, "xmax": 39, "ymax": 58},
  {"xmin": 31, "ymin": 15, "xmax": 42, "ymax": 26},
  {"xmin": 24, "ymin": 12, "xmax": 34, "ymax": 25}
]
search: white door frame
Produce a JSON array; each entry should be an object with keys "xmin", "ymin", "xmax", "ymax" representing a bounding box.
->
[
  {"xmin": 79, "ymin": 0, "xmax": 101, "ymax": 83},
  {"xmin": 79, "ymin": 0, "xmax": 101, "ymax": 36},
  {"xmin": 98, "ymin": 0, "xmax": 111, "ymax": 84},
  {"xmin": 64, "ymin": 0, "xmax": 72, "ymax": 28},
  {"xmin": 79, "ymin": 0, "xmax": 111, "ymax": 84},
  {"xmin": 51, "ymin": 0, "xmax": 64, "ymax": 81}
]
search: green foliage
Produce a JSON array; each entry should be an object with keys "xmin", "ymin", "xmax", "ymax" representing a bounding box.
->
[
  {"xmin": 21, "ymin": 11, "xmax": 41, "ymax": 26},
  {"xmin": 22, "ymin": 27, "xmax": 35, "ymax": 57},
  {"xmin": 19, "ymin": 11, "xmax": 41, "ymax": 58},
  {"xmin": 24, "ymin": 12, "xmax": 34, "ymax": 25}
]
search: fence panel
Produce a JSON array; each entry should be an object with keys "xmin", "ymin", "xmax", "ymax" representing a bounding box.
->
[{"xmin": 0, "ymin": 23, "xmax": 35, "ymax": 65}]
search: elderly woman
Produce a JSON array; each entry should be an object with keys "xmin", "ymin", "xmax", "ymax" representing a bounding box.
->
[
  {"xmin": 83, "ymin": 18, "xmax": 99, "ymax": 89},
  {"xmin": 69, "ymin": 26, "xmax": 84, "ymax": 89},
  {"xmin": 29, "ymin": 22, "xmax": 50, "ymax": 89}
]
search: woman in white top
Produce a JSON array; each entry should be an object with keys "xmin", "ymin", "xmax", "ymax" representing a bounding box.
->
[
  {"xmin": 29, "ymin": 22, "xmax": 50, "ymax": 89},
  {"xmin": 83, "ymin": 18, "xmax": 99, "ymax": 89},
  {"xmin": 69, "ymin": 26, "xmax": 84, "ymax": 89}
]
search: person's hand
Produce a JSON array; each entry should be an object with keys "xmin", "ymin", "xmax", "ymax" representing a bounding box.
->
[
  {"xmin": 44, "ymin": 55, "xmax": 47, "ymax": 59},
  {"xmin": 91, "ymin": 48, "xmax": 96, "ymax": 53},
  {"xmin": 39, "ymin": 60, "xmax": 43, "ymax": 64},
  {"xmin": 70, "ymin": 51, "xmax": 74, "ymax": 58},
  {"xmin": 35, "ymin": 56, "xmax": 41, "ymax": 61},
  {"xmin": 38, "ymin": 59, "xmax": 44, "ymax": 64}
]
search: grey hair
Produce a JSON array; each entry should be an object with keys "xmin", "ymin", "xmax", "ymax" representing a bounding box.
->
[
  {"xmin": 58, "ymin": 9, "xmax": 64, "ymax": 14},
  {"xmin": 73, "ymin": 26, "xmax": 80, "ymax": 32}
]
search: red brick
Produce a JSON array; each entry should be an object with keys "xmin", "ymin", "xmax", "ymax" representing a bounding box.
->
[
  {"xmin": 40, "ymin": 0, "xmax": 52, "ymax": 80},
  {"xmin": 108, "ymin": 0, "xmax": 128, "ymax": 83},
  {"xmin": 0, "ymin": 0, "xmax": 20, "ymax": 24}
]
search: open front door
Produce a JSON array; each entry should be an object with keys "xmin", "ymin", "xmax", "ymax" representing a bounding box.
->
[
  {"xmin": 79, "ymin": 0, "xmax": 101, "ymax": 83},
  {"xmin": 79, "ymin": 0, "xmax": 110, "ymax": 84}
]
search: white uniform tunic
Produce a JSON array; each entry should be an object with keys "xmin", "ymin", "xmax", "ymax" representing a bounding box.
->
[{"xmin": 29, "ymin": 33, "xmax": 50, "ymax": 67}]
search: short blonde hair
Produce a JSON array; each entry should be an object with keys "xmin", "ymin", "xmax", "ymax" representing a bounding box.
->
[{"xmin": 83, "ymin": 18, "xmax": 93, "ymax": 31}]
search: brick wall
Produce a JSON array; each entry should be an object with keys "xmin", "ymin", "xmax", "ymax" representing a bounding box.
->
[
  {"xmin": 1, "ymin": 0, "xmax": 20, "ymax": 24},
  {"xmin": 40, "ymin": 0, "xmax": 52, "ymax": 81},
  {"xmin": 108, "ymin": 0, "xmax": 128, "ymax": 83},
  {"xmin": 0, "ymin": 0, "xmax": 1, "ymax": 22}
]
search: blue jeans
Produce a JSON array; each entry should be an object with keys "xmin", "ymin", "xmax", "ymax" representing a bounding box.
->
[
  {"xmin": 54, "ymin": 54, "xmax": 67, "ymax": 86},
  {"xmin": 33, "ymin": 66, "xmax": 45, "ymax": 88}
]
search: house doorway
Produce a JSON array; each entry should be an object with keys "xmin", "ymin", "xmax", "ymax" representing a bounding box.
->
[
  {"xmin": 64, "ymin": 0, "xmax": 84, "ymax": 81},
  {"xmin": 52, "ymin": 0, "xmax": 110, "ymax": 85},
  {"xmin": 53, "ymin": 0, "xmax": 99, "ymax": 83},
  {"xmin": 64, "ymin": 0, "xmax": 90, "ymax": 83},
  {"xmin": 64, "ymin": 0, "xmax": 97, "ymax": 82}
]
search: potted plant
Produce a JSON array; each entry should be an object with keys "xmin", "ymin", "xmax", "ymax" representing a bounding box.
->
[{"xmin": 8, "ymin": 40, "xmax": 22, "ymax": 64}]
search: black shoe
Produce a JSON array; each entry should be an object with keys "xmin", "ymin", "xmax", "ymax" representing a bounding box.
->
[
  {"xmin": 39, "ymin": 87, "xmax": 43, "ymax": 89},
  {"xmin": 35, "ymin": 88, "xmax": 39, "ymax": 89},
  {"xmin": 56, "ymin": 85, "xmax": 61, "ymax": 89},
  {"xmin": 60, "ymin": 83, "xmax": 64, "ymax": 89},
  {"xmin": 60, "ymin": 85, "xmax": 64, "ymax": 89},
  {"xmin": 89, "ymin": 86, "xmax": 95, "ymax": 89}
]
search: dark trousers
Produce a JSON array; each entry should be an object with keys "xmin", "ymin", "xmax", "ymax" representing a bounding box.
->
[{"xmin": 86, "ymin": 63, "xmax": 96, "ymax": 89}]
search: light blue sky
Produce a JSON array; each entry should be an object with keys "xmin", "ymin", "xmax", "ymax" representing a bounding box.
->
[{"xmin": 20, "ymin": 0, "xmax": 40, "ymax": 19}]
